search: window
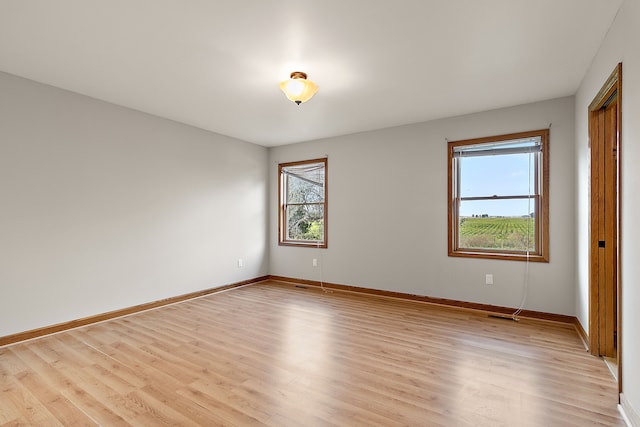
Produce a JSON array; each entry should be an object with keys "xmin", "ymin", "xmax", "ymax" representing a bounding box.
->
[
  {"xmin": 448, "ymin": 129, "xmax": 549, "ymax": 262},
  {"xmin": 279, "ymin": 158, "xmax": 327, "ymax": 247}
]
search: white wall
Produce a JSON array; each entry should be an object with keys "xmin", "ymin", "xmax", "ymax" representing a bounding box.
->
[
  {"xmin": 575, "ymin": 0, "xmax": 640, "ymax": 420},
  {"xmin": 0, "ymin": 71, "xmax": 269, "ymax": 338},
  {"xmin": 270, "ymin": 96, "xmax": 576, "ymax": 315}
]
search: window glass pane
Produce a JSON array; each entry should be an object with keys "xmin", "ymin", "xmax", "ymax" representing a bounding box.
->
[
  {"xmin": 459, "ymin": 153, "xmax": 535, "ymax": 198},
  {"xmin": 284, "ymin": 163, "xmax": 325, "ymax": 204},
  {"xmin": 458, "ymin": 199, "xmax": 535, "ymax": 251},
  {"xmin": 287, "ymin": 174, "xmax": 324, "ymax": 203},
  {"xmin": 279, "ymin": 158, "xmax": 327, "ymax": 247},
  {"xmin": 286, "ymin": 205, "xmax": 324, "ymax": 241}
]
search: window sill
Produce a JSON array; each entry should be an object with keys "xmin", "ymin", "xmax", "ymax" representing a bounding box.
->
[
  {"xmin": 449, "ymin": 250, "xmax": 548, "ymax": 263},
  {"xmin": 279, "ymin": 241, "xmax": 327, "ymax": 249}
]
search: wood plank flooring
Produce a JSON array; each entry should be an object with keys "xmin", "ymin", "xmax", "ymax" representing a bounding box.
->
[{"xmin": 0, "ymin": 280, "xmax": 624, "ymax": 426}]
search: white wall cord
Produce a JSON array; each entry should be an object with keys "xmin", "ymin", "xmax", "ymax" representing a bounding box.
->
[
  {"xmin": 317, "ymin": 240, "xmax": 331, "ymax": 293},
  {"xmin": 512, "ymin": 150, "xmax": 534, "ymax": 320}
]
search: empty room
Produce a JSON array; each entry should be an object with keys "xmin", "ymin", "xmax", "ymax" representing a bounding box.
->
[{"xmin": 1, "ymin": 1, "xmax": 639, "ymax": 426}]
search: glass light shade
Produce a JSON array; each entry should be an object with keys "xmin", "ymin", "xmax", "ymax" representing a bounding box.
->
[{"xmin": 280, "ymin": 72, "xmax": 319, "ymax": 105}]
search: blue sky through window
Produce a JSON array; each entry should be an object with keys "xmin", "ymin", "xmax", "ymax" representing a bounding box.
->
[{"xmin": 459, "ymin": 153, "xmax": 535, "ymax": 217}]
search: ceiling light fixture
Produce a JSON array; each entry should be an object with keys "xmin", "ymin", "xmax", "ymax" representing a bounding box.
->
[{"xmin": 280, "ymin": 71, "xmax": 319, "ymax": 105}]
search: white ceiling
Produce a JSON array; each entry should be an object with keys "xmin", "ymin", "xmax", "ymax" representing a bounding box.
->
[{"xmin": 0, "ymin": 1, "xmax": 623, "ymax": 147}]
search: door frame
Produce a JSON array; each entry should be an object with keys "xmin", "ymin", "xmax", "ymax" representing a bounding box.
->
[{"xmin": 588, "ymin": 63, "xmax": 622, "ymax": 393}]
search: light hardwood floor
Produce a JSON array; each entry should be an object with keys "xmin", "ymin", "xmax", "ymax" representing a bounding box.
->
[{"xmin": 0, "ymin": 280, "xmax": 624, "ymax": 426}]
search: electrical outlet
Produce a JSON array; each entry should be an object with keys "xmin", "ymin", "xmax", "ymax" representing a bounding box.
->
[
  {"xmin": 312, "ymin": 258, "xmax": 318, "ymax": 267},
  {"xmin": 485, "ymin": 274, "xmax": 493, "ymax": 285},
  {"xmin": 237, "ymin": 258, "xmax": 243, "ymax": 268}
]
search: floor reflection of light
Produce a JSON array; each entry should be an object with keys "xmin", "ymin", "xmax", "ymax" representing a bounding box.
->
[
  {"xmin": 451, "ymin": 338, "xmax": 545, "ymax": 426},
  {"xmin": 266, "ymin": 301, "xmax": 334, "ymax": 422},
  {"xmin": 282, "ymin": 302, "xmax": 332, "ymax": 369}
]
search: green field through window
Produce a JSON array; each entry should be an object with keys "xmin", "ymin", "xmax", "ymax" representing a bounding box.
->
[{"xmin": 459, "ymin": 216, "xmax": 535, "ymax": 251}]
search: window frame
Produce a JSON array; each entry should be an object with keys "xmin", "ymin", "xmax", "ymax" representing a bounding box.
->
[
  {"xmin": 278, "ymin": 157, "xmax": 328, "ymax": 248},
  {"xmin": 447, "ymin": 129, "xmax": 549, "ymax": 262}
]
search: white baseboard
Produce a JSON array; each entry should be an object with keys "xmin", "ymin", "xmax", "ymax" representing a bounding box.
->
[{"xmin": 620, "ymin": 393, "xmax": 640, "ymax": 427}]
